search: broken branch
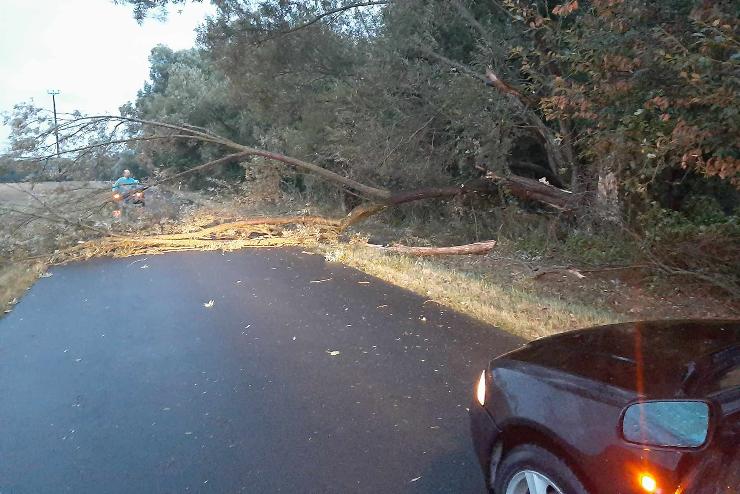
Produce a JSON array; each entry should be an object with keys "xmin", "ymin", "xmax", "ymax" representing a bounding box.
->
[{"xmin": 369, "ymin": 240, "xmax": 497, "ymax": 256}]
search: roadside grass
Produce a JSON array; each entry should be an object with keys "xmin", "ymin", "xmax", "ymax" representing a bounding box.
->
[
  {"xmin": 0, "ymin": 262, "xmax": 46, "ymax": 314},
  {"xmin": 319, "ymin": 242, "xmax": 621, "ymax": 340}
]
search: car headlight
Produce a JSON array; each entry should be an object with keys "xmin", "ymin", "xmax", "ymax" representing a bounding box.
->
[{"xmin": 476, "ymin": 370, "xmax": 486, "ymax": 406}]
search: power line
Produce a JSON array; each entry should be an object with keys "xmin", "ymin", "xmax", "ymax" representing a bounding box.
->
[{"xmin": 47, "ymin": 90, "xmax": 61, "ymax": 158}]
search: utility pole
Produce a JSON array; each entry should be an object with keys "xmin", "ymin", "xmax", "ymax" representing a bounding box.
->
[{"xmin": 47, "ymin": 89, "xmax": 61, "ymax": 157}]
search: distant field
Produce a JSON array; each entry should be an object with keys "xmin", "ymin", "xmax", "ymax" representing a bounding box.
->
[{"xmin": 0, "ymin": 181, "xmax": 109, "ymax": 205}]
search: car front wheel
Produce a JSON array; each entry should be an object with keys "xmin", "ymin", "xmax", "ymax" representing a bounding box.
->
[{"xmin": 494, "ymin": 444, "xmax": 588, "ymax": 494}]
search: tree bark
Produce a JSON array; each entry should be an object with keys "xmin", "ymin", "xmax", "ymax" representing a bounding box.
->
[
  {"xmin": 501, "ymin": 175, "xmax": 576, "ymax": 211},
  {"xmin": 473, "ymin": 165, "xmax": 577, "ymax": 211},
  {"xmin": 369, "ymin": 240, "xmax": 497, "ymax": 256},
  {"xmin": 388, "ymin": 181, "xmax": 497, "ymax": 205}
]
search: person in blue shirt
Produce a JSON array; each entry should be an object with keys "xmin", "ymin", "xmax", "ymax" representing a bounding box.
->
[
  {"xmin": 112, "ymin": 169, "xmax": 142, "ymax": 219},
  {"xmin": 112, "ymin": 169, "xmax": 139, "ymax": 195}
]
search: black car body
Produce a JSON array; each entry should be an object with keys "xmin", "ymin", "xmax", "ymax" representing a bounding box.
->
[{"xmin": 470, "ymin": 320, "xmax": 739, "ymax": 494}]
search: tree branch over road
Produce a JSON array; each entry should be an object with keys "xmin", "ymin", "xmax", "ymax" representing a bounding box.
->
[{"xmin": 19, "ymin": 114, "xmax": 576, "ymax": 223}]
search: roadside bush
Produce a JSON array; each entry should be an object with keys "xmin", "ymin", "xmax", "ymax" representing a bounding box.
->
[{"xmin": 639, "ymin": 205, "xmax": 740, "ymax": 296}]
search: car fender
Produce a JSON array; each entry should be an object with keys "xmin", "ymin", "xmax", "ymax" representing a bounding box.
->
[{"xmin": 492, "ymin": 417, "xmax": 596, "ymax": 493}]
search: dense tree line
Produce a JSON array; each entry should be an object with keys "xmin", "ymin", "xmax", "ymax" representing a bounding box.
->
[{"xmin": 119, "ymin": 1, "xmax": 737, "ymax": 209}]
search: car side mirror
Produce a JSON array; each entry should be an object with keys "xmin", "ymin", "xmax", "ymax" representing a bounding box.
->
[{"xmin": 621, "ymin": 400, "xmax": 710, "ymax": 448}]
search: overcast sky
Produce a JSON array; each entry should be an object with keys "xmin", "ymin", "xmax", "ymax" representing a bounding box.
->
[{"xmin": 0, "ymin": 0, "xmax": 214, "ymax": 150}]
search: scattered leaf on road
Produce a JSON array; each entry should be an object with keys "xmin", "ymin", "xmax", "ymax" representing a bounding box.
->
[
  {"xmin": 326, "ymin": 350, "xmax": 341, "ymax": 356},
  {"xmin": 204, "ymin": 300, "xmax": 215, "ymax": 308}
]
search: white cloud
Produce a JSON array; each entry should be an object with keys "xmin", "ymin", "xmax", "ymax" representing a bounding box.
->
[{"xmin": 0, "ymin": 0, "xmax": 214, "ymax": 149}]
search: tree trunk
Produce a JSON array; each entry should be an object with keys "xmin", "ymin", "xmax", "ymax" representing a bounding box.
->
[
  {"xmin": 369, "ymin": 240, "xmax": 497, "ymax": 256},
  {"xmin": 388, "ymin": 181, "xmax": 497, "ymax": 205}
]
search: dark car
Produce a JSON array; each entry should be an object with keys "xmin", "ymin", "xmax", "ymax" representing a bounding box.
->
[{"xmin": 470, "ymin": 320, "xmax": 739, "ymax": 494}]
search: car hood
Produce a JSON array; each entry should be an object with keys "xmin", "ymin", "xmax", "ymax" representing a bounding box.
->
[{"xmin": 496, "ymin": 320, "xmax": 740, "ymax": 399}]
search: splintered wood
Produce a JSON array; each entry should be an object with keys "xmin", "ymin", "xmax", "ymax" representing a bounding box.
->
[{"xmin": 49, "ymin": 217, "xmax": 340, "ymax": 264}]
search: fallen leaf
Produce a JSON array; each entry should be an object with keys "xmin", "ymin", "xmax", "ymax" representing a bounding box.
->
[
  {"xmin": 204, "ymin": 300, "xmax": 215, "ymax": 308},
  {"xmin": 326, "ymin": 350, "xmax": 341, "ymax": 356}
]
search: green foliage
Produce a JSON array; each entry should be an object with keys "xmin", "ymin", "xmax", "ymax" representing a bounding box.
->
[
  {"xmin": 114, "ymin": 0, "xmax": 738, "ymax": 290},
  {"xmin": 641, "ymin": 203, "xmax": 739, "ymax": 243},
  {"xmin": 126, "ymin": 45, "xmax": 254, "ymax": 184},
  {"xmin": 510, "ymin": 219, "xmax": 638, "ymax": 267},
  {"xmin": 540, "ymin": 0, "xmax": 740, "ymax": 189},
  {"xmin": 638, "ymin": 203, "xmax": 740, "ymax": 295}
]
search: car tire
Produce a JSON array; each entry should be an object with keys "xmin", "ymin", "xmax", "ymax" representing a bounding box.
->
[{"xmin": 493, "ymin": 444, "xmax": 588, "ymax": 494}]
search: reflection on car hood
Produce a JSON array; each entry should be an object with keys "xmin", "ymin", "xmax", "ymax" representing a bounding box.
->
[{"xmin": 497, "ymin": 320, "xmax": 740, "ymax": 399}]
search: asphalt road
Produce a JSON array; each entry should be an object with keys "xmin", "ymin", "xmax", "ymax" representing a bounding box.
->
[{"xmin": 0, "ymin": 249, "xmax": 523, "ymax": 493}]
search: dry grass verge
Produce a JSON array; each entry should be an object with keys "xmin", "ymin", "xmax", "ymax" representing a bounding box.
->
[
  {"xmin": 320, "ymin": 243, "xmax": 621, "ymax": 339},
  {"xmin": 1, "ymin": 262, "xmax": 46, "ymax": 314}
]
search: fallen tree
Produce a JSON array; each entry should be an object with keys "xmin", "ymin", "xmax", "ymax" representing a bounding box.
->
[
  {"xmin": 368, "ymin": 240, "xmax": 497, "ymax": 256},
  {"xmin": 19, "ymin": 114, "xmax": 577, "ymax": 232}
]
